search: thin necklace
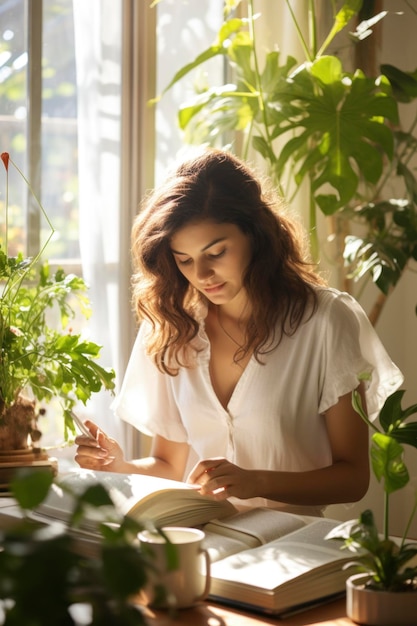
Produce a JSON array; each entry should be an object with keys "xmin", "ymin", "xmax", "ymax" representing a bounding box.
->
[{"xmin": 216, "ymin": 307, "xmax": 244, "ymax": 348}]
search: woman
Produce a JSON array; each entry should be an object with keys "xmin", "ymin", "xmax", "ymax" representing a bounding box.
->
[{"xmin": 75, "ymin": 149, "xmax": 403, "ymax": 516}]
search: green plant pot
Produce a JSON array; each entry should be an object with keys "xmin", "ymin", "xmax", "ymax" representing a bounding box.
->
[{"xmin": 346, "ymin": 573, "xmax": 417, "ymax": 625}]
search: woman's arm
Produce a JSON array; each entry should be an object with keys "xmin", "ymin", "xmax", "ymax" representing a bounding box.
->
[
  {"xmin": 75, "ymin": 425, "xmax": 190, "ymax": 482},
  {"xmin": 187, "ymin": 387, "xmax": 370, "ymax": 505}
]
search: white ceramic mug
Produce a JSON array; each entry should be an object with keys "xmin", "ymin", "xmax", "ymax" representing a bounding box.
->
[{"xmin": 138, "ymin": 526, "xmax": 211, "ymax": 609}]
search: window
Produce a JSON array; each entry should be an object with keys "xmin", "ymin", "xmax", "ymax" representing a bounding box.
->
[
  {"xmin": 1, "ymin": 0, "xmax": 81, "ymax": 261},
  {"xmin": 155, "ymin": 0, "xmax": 224, "ymax": 183},
  {"xmin": 1, "ymin": 0, "xmax": 125, "ymax": 452}
]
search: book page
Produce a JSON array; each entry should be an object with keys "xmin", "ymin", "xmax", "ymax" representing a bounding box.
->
[
  {"xmin": 36, "ymin": 470, "xmax": 193, "ymax": 518},
  {"xmin": 34, "ymin": 469, "xmax": 236, "ymax": 529},
  {"xmin": 202, "ymin": 530, "xmax": 253, "ymax": 562},
  {"xmin": 204, "ymin": 507, "xmax": 310, "ymax": 546},
  {"xmin": 210, "ymin": 519, "xmax": 348, "ymax": 595},
  {"xmin": 211, "ymin": 540, "xmax": 348, "ymax": 591},
  {"xmin": 273, "ymin": 519, "xmax": 344, "ymax": 554},
  {"xmin": 129, "ymin": 489, "xmax": 237, "ymax": 527}
]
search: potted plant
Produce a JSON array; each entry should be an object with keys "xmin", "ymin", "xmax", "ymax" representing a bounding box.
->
[
  {"xmin": 0, "ymin": 469, "xmax": 163, "ymax": 625},
  {"xmin": 0, "ymin": 152, "xmax": 115, "ymax": 482},
  {"xmin": 154, "ymin": 0, "xmax": 417, "ymax": 325},
  {"xmin": 326, "ymin": 388, "xmax": 417, "ymax": 625}
]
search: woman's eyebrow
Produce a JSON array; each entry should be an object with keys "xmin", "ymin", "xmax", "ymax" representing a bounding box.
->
[{"xmin": 171, "ymin": 237, "xmax": 226, "ymax": 255}]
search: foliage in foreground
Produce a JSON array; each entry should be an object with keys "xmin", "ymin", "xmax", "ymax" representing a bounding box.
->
[{"xmin": 0, "ymin": 470, "xmax": 170, "ymax": 625}]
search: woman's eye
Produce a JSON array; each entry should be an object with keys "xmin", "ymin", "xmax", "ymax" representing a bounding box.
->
[
  {"xmin": 177, "ymin": 258, "xmax": 192, "ymax": 266},
  {"xmin": 208, "ymin": 249, "xmax": 225, "ymax": 259}
]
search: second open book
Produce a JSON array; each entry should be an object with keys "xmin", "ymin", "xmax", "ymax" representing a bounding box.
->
[{"xmin": 35, "ymin": 469, "xmax": 353, "ymax": 615}]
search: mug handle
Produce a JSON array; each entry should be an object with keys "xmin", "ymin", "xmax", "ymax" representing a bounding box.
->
[{"xmin": 196, "ymin": 548, "xmax": 211, "ymax": 601}]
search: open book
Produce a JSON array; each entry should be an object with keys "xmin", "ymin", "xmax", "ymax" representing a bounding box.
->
[
  {"xmin": 31, "ymin": 469, "xmax": 352, "ymax": 616},
  {"xmin": 34, "ymin": 468, "xmax": 237, "ymax": 530},
  {"xmin": 201, "ymin": 508, "xmax": 353, "ymax": 615}
]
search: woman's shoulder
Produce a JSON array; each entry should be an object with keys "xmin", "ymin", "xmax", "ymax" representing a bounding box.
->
[
  {"xmin": 310, "ymin": 288, "xmax": 384, "ymax": 351},
  {"xmin": 313, "ymin": 285, "xmax": 361, "ymax": 310},
  {"xmin": 310, "ymin": 285, "xmax": 371, "ymax": 328}
]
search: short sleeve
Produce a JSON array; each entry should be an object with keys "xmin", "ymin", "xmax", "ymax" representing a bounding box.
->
[
  {"xmin": 318, "ymin": 291, "xmax": 403, "ymax": 421},
  {"xmin": 111, "ymin": 323, "xmax": 189, "ymax": 442}
]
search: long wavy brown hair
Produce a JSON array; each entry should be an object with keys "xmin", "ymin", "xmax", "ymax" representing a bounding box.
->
[{"xmin": 131, "ymin": 149, "xmax": 326, "ymax": 374}]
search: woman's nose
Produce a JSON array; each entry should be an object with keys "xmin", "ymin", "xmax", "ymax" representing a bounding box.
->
[{"xmin": 195, "ymin": 258, "xmax": 214, "ymax": 281}]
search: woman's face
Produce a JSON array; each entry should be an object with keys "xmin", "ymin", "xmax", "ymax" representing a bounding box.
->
[{"xmin": 170, "ymin": 219, "xmax": 252, "ymax": 306}]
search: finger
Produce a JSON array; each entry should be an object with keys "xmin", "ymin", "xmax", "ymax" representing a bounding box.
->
[
  {"xmin": 74, "ymin": 447, "xmax": 115, "ymax": 469},
  {"xmin": 96, "ymin": 429, "xmax": 116, "ymax": 450},
  {"xmin": 200, "ymin": 481, "xmax": 228, "ymax": 496},
  {"xmin": 198, "ymin": 470, "xmax": 232, "ymax": 496},
  {"xmin": 75, "ymin": 427, "xmax": 117, "ymax": 453},
  {"xmin": 186, "ymin": 458, "xmax": 225, "ymax": 484},
  {"xmin": 187, "ymin": 467, "xmax": 219, "ymax": 491},
  {"xmin": 74, "ymin": 455, "xmax": 111, "ymax": 470},
  {"xmin": 84, "ymin": 420, "xmax": 101, "ymax": 438},
  {"xmin": 74, "ymin": 433, "xmax": 101, "ymax": 448}
]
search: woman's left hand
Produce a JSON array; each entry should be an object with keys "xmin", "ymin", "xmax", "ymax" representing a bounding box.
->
[{"xmin": 187, "ymin": 457, "xmax": 254, "ymax": 500}]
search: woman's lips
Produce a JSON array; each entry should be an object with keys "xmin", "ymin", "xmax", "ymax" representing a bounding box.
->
[{"xmin": 204, "ymin": 282, "xmax": 225, "ymax": 294}]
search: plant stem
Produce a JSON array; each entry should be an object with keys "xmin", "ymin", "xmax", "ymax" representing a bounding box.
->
[
  {"xmin": 400, "ymin": 493, "xmax": 417, "ymax": 549},
  {"xmin": 285, "ymin": 0, "xmax": 313, "ymax": 62},
  {"xmin": 5, "ymin": 157, "xmax": 55, "ymax": 307},
  {"xmin": 316, "ymin": 2, "xmax": 349, "ymax": 58},
  {"xmin": 4, "ymin": 163, "xmax": 8, "ymax": 254},
  {"xmin": 397, "ymin": 107, "xmax": 417, "ymax": 166},
  {"xmin": 308, "ymin": 0, "xmax": 317, "ymax": 58},
  {"xmin": 9, "ymin": 155, "xmax": 55, "ymax": 246},
  {"xmin": 352, "ymin": 388, "xmax": 380, "ymax": 433},
  {"xmin": 247, "ymin": 0, "xmax": 274, "ymax": 157},
  {"xmin": 383, "ymin": 490, "xmax": 389, "ymax": 541},
  {"xmin": 309, "ymin": 177, "xmax": 319, "ymax": 262}
]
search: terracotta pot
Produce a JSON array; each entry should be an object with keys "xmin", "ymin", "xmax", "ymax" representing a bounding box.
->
[{"xmin": 346, "ymin": 573, "xmax": 417, "ymax": 625}]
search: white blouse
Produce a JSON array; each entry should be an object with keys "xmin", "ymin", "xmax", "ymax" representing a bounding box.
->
[{"xmin": 112, "ymin": 287, "xmax": 403, "ymax": 515}]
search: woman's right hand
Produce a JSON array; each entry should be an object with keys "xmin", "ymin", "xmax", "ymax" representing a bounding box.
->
[{"xmin": 74, "ymin": 420, "xmax": 126, "ymax": 472}]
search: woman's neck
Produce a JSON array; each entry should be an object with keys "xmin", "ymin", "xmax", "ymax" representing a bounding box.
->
[
  {"xmin": 212, "ymin": 293, "xmax": 252, "ymax": 324},
  {"xmin": 207, "ymin": 298, "xmax": 252, "ymax": 348}
]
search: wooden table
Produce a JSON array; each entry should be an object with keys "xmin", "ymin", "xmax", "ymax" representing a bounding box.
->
[{"xmin": 146, "ymin": 597, "xmax": 353, "ymax": 625}]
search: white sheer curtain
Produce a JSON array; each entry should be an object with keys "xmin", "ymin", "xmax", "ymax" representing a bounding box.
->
[
  {"xmin": 72, "ymin": 0, "xmax": 125, "ymax": 444},
  {"xmin": 72, "ymin": 0, "xmax": 156, "ymax": 457}
]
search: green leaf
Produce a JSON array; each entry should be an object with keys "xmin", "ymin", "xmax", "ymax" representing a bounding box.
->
[
  {"xmin": 10, "ymin": 469, "xmax": 54, "ymax": 510},
  {"xmin": 387, "ymin": 422, "xmax": 417, "ymax": 450},
  {"xmin": 377, "ymin": 390, "xmax": 417, "ymax": 449},
  {"xmin": 261, "ymin": 51, "xmax": 296, "ymax": 93},
  {"xmin": 69, "ymin": 483, "xmax": 116, "ymax": 527},
  {"xmin": 156, "ymin": 18, "xmax": 245, "ymax": 100},
  {"xmin": 273, "ymin": 63, "xmax": 397, "ymax": 213},
  {"xmin": 381, "ymin": 64, "xmax": 417, "ymax": 102},
  {"xmin": 79, "ymin": 483, "xmax": 115, "ymax": 508},
  {"xmin": 229, "ymin": 30, "xmax": 254, "ymax": 83},
  {"xmin": 178, "ymin": 85, "xmax": 239, "ymax": 129},
  {"xmin": 318, "ymin": 0, "xmax": 363, "ymax": 55},
  {"xmin": 371, "ymin": 432, "xmax": 409, "ymax": 494},
  {"xmin": 379, "ymin": 389, "xmax": 407, "ymax": 431},
  {"xmin": 310, "ymin": 55, "xmax": 343, "ymax": 85},
  {"xmin": 0, "ymin": 255, "xmax": 115, "ymax": 413},
  {"xmin": 102, "ymin": 545, "xmax": 150, "ymax": 598}
]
